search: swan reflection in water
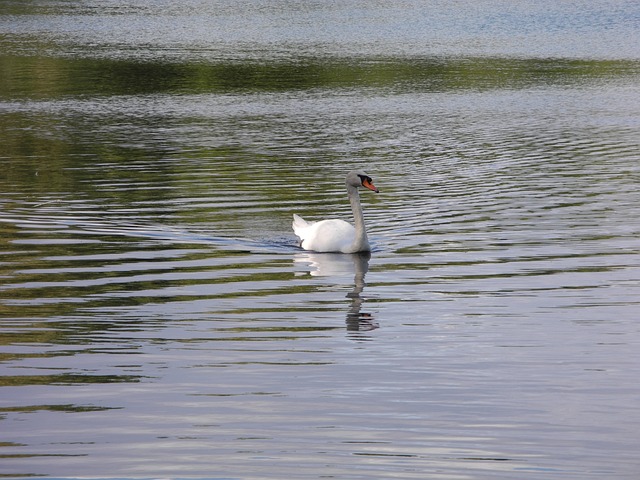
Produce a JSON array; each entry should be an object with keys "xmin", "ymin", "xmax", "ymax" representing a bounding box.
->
[{"xmin": 294, "ymin": 251, "xmax": 378, "ymax": 333}]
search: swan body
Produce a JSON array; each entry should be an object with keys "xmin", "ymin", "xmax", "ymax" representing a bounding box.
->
[
  {"xmin": 292, "ymin": 216, "xmax": 359, "ymax": 253},
  {"xmin": 292, "ymin": 171, "xmax": 379, "ymax": 253}
]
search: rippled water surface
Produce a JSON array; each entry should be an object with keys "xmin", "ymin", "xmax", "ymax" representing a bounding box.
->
[{"xmin": 1, "ymin": 1, "xmax": 640, "ymax": 479}]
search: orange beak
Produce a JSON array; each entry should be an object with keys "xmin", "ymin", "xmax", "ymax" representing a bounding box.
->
[{"xmin": 362, "ymin": 179, "xmax": 379, "ymax": 193}]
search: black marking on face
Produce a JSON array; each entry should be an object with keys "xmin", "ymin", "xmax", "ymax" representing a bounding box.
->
[{"xmin": 357, "ymin": 174, "xmax": 373, "ymax": 185}]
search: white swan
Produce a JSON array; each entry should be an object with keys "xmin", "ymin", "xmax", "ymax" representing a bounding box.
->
[{"xmin": 292, "ymin": 171, "xmax": 379, "ymax": 253}]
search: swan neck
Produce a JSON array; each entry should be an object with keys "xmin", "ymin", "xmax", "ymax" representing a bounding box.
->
[{"xmin": 348, "ymin": 185, "xmax": 369, "ymax": 251}]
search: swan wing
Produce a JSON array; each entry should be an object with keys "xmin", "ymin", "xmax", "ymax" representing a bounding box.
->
[{"xmin": 292, "ymin": 215, "xmax": 356, "ymax": 253}]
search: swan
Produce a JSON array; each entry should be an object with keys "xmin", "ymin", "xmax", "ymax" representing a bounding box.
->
[{"xmin": 292, "ymin": 171, "xmax": 379, "ymax": 253}]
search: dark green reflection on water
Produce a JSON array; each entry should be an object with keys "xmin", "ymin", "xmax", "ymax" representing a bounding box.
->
[
  {"xmin": 0, "ymin": 374, "xmax": 143, "ymax": 386},
  {"xmin": 0, "ymin": 404, "xmax": 119, "ymax": 414},
  {"xmin": 2, "ymin": 55, "xmax": 639, "ymax": 98}
]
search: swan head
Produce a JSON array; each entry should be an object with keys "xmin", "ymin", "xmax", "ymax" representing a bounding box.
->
[{"xmin": 346, "ymin": 171, "xmax": 379, "ymax": 193}]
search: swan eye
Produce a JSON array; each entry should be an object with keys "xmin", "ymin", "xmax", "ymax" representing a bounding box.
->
[{"xmin": 357, "ymin": 174, "xmax": 379, "ymax": 193}]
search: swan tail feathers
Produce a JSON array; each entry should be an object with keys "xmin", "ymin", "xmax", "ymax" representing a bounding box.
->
[
  {"xmin": 292, "ymin": 214, "xmax": 310, "ymax": 247},
  {"xmin": 292, "ymin": 214, "xmax": 309, "ymax": 230}
]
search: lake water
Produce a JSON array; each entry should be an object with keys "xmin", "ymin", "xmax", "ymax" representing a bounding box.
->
[{"xmin": 1, "ymin": 1, "xmax": 640, "ymax": 478}]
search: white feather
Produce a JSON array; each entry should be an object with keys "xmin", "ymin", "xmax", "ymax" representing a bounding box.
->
[{"xmin": 292, "ymin": 171, "xmax": 378, "ymax": 254}]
